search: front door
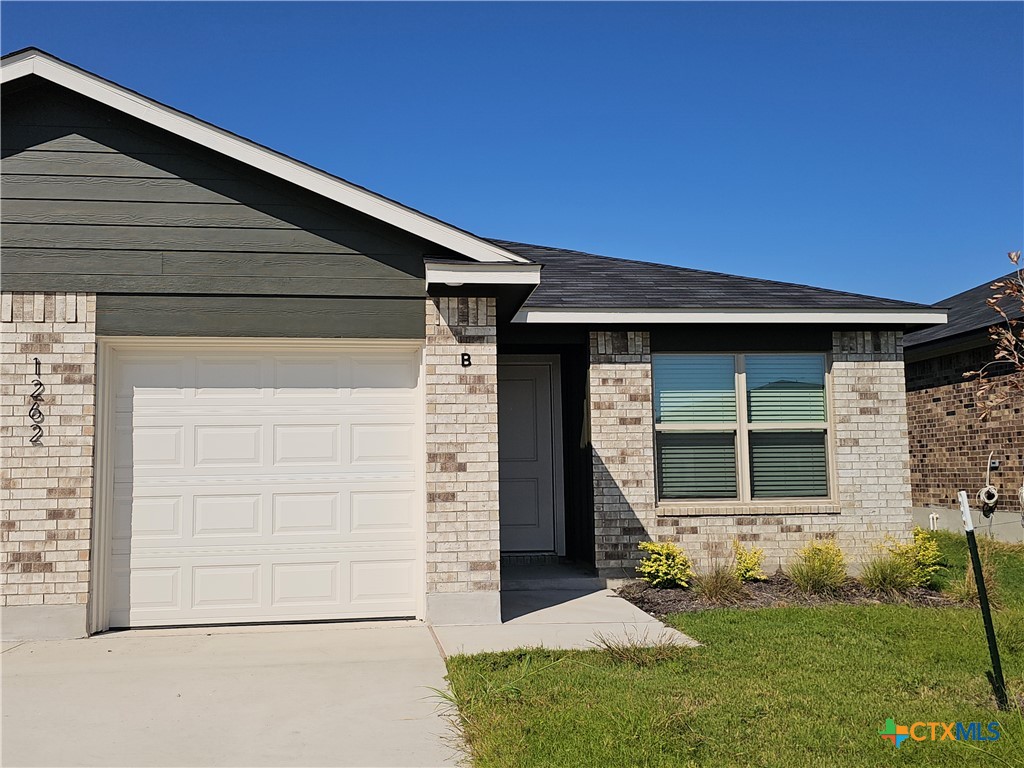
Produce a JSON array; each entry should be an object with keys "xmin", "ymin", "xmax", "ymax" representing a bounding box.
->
[{"xmin": 498, "ymin": 358, "xmax": 563, "ymax": 553}]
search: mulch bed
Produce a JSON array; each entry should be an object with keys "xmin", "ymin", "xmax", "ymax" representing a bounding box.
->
[{"xmin": 617, "ymin": 572, "xmax": 959, "ymax": 617}]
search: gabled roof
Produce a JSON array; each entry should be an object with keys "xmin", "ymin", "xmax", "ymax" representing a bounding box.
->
[
  {"xmin": 0, "ymin": 47, "xmax": 949, "ymax": 327},
  {"xmin": 904, "ymin": 272, "xmax": 1021, "ymax": 348},
  {"xmin": 492, "ymin": 240, "xmax": 946, "ymax": 325},
  {"xmin": 0, "ymin": 47, "xmax": 527, "ymax": 264}
]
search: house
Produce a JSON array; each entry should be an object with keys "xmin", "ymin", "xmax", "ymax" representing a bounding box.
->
[
  {"xmin": 905, "ymin": 273, "xmax": 1024, "ymax": 542},
  {"xmin": 0, "ymin": 49, "xmax": 946, "ymax": 640}
]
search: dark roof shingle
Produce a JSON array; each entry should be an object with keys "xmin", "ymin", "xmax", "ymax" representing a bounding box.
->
[
  {"xmin": 488, "ymin": 239, "xmax": 932, "ymax": 311},
  {"xmin": 904, "ymin": 272, "xmax": 1022, "ymax": 348}
]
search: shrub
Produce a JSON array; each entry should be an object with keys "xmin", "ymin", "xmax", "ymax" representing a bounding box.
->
[
  {"xmin": 884, "ymin": 527, "xmax": 943, "ymax": 588},
  {"xmin": 860, "ymin": 554, "xmax": 917, "ymax": 596},
  {"xmin": 733, "ymin": 539, "xmax": 766, "ymax": 582},
  {"xmin": 945, "ymin": 540, "xmax": 1002, "ymax": 608},
  {"xmin": 693, "ymin": 562, "xmax": 747, "ymax": 605},
  {"xmin": 786, "ymin": 540, "xmax": 847, "ymax": 596},
  {"xmin": 636, "ymin": 541, "xmax": 693, "ymax": 588}
]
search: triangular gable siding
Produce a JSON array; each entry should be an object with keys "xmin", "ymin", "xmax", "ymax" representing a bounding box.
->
[{"xmin": 1, "ymin": 80, "xmax": 435, "ymax": 338}]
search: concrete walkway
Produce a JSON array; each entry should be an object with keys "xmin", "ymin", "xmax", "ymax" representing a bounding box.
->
[
  {"xmin": 432, "ymin": 589, "xmax": 697, "ymax": 656},
  {"xmin": 2, "ymin": 590, "xmax": 693, "ymax": 767}
]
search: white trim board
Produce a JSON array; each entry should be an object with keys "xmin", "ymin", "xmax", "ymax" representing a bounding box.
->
[
  {"xmin": 425, "ymin": 262, "xmax": 542, "ymax": 286},
  {"xmin": 512, "ymin": 307, "xmax": 948, "ymax": 325},
  {"xmin": 1, "ymin": 48, "xmax": 526, "ymax": 265}
]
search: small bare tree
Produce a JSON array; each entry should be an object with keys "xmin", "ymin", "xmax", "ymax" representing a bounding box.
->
[{"xmin": 964, "ymin": 251, "xmax": 1024, "ymax": 419}]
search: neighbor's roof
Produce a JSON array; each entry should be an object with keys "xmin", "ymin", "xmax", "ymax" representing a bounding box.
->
[
  {"xmin": 0, "ymin": 47, "xmax": 527, "ymax": 265},
  {"xmin": 904, "ymin": 272, "xmax": 1022, "ymax": 348},
  {"xmin": 491, "ymin": 240, "xmax": 944, "ymax": 324}
]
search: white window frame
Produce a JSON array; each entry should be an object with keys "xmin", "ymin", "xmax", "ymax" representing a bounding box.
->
[{"xmin": 652, "ymin": 352, "xmax": 835, "ymax": 505}]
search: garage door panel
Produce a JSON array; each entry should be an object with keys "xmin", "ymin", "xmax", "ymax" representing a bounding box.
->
[
  {"xmin": 272, "ymin": 355, "xmax": 345, "ymax": 394},
  {"xmin": 128, "ymin": 564, "xmax": 183, "ymax": 611},
  {"xmin": 350, "ymin": 559, "xmax": 418, "ymax": 605},
  {"xmin": 350, "ymin": 490, "xmax": 417, "ymax": 536},
  {"xmin": 129, "ymin": 414, "xmax": 417, "ymax": 477},
  {"xmin": 122, "ymin": 483, "xmax": 418, "ymax": 551},
  {"xmin": 194, "ymin": 356, "xmax": 264, "ymax": 397},
  {"xmin": 115, "ymin": 547, "xmax": 418, "ymax": 625},
  {"xmin": 192, "ymin": 494, "xmax": 262, "ymax": 537},
  {"xmin": 133, "ymin": 425, "xmax": 185, "ymax": 468},
  {"xmin": 193, "ymin": 564, "xmax": 262, "ymax": 608},
  {"xmin": 273, "ymin": 424, "xmax": 341, "ymax": 466},
  {"xmin": 271, "ymin": 561, "xmax": 340, "ymax": 607},
  {"xmin": 350, "ymin": 422, "xmax": 417, "ymax": 464},
  {"xmin": 107, "ymin": 343, "xmax": 423, "ymax": 627},
  {"xmin": 351, "ymin": 353, "xmax": 419, "ymax": 392},
  {"xmin": 115, "ymin": 355, "xmax": 187, "ymax": 402},
  {"xmin": 126, "ymin": 495, "xmax": 183, "ymax": 540},
  {"xmin": 272, "ymin": 491, "xmax": 342, "ymax": 535}
]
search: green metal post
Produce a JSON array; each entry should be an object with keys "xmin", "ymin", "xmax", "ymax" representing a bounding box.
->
[{"xmin": 958, "ymin": 490, "xmax": 1009, "ymax": 711}]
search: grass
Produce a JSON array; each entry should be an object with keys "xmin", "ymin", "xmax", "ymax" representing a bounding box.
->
[{"xmin": 443, "ymin": 531, "xmax": 1024, "ymax": 767}]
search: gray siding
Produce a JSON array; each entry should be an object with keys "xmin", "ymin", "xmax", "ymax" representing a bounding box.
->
[
  {"xmin": 1, "ymin": 81, "xmax": 436, "ymax": 337},
  {"xmin": 97, "ymin": 295, "xmax": 423, "ymax": 339}
]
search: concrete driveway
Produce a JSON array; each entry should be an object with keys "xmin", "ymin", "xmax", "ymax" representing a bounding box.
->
[{"xmin": 1, "ymin": 622, "xmax": 458, "ymax": 768}]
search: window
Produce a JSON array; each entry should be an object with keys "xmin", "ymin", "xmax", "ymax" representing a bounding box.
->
[{"xmin": 653, "ymin": 354, "xmax": 830, "ymax": 502}]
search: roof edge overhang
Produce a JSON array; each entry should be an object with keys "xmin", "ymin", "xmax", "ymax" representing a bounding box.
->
[
  {"xmin": 0, "ymin": 48, "xmax": 528, "ymax": 265},
  {"xmin": 512, "ymin": 307, "xmax": 949, "ymax": 325},
  {"xmin": 425, "ymin": 260, "xmax": 542, "ymax": 287}
]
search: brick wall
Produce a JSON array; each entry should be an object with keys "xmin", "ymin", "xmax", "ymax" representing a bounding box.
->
[
  {"xmin": 424, "ymin": 297, "xmax": 500, "ymax": 622},
  {"xmin": 1, "ymin": 293, "xmax": 96, "ymax": 616},
  {"xmin": 906, "ymin": 344, "xmax": 1022, "ymax": 508},
  {"xmin": 590, "ymin": 330, "xmax": 914, "ymax": 576},
  {"xmin": 589, "ymin": 331, "xmax": 657, "ymax": 573}
]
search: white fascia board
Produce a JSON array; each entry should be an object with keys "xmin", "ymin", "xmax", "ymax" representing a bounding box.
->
[
  {"xmin": 512, "ymin": 307, "xmax": 949, "ymax": 325},
  {"xmin": 425, "ymin": 262, "xmax": 542, "ymax": 286},
  {"xmin": 1, "ymin": 51, "xmax": 527, "ymax": 264}
]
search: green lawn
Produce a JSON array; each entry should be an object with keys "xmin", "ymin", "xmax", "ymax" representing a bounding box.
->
[{"xmin": 444, "ymin": 533, "xmax": 1024, "ymax": 767}]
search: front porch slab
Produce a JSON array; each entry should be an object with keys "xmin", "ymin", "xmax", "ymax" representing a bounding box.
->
[{"xmin": 431, "ymin": 588, "xmax": 697, "ymax": 656}]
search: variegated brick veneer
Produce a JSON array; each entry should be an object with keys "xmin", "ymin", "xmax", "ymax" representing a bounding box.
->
[
  {"xmin": 0, "ymin": 293, "xmax": 96, "ymax": 607},
  {"xmin": 589, "ymin": 331, "xmax": 657, "ymax": 573},
  {"xmin": 424, "ymin": 297, "xmax": 500, "ymax": 599},
  {"xmin": 906, "ymin": 347, "xmax": 1022, "ymax": 509},
  {"xmin": 590, "ymin": 330, "xmax": 913, "ymax": 577}
]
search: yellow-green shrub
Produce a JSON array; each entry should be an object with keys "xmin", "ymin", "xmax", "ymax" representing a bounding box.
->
[
  {"xmin": 636, "ymin": 541, "xmax": 693, "ymax": 588},
  {"xmin": 884, "ymin": 527, "xmax": 943, "ymax": 588},
  {"xmin": 861, "ymin": 554, "xmax": 917, "ymax": 596},
  {"xmin": 733, "ymin": 539, "xmax": 766, "ymax": 582},
  {"xmin": 787, "ymin": 540, "xmax": 847, "ymax": 596}
]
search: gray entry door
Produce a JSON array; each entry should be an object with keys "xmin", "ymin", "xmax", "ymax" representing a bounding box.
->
[{"xmin": 498, "ymin": 361, "xmax": 560, "ymax": 552}]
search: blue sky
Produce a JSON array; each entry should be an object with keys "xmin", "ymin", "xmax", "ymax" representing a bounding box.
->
[{"xmin": 2, "ymin": 2, "xmax": 1021, "ymax": 304}]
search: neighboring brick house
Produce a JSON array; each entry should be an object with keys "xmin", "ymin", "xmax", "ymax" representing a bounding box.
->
[
  {"xmin": 1, "ymin": 49, "xmax": 946, "ymax": 639},
  {"xmin": 904, "ymin": 273, "xmax": 1024, "ymax": 542}
]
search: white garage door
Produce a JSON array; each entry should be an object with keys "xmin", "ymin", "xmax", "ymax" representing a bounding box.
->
[{"xmin": 107, "ymin": 342, "xmax": 423, "ymax": 627}]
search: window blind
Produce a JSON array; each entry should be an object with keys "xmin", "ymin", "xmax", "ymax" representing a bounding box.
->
[
  {"xmin": 749, "ymin": 431, "xmax": 828, "ymax": 498},
  {"xmin": 746, "ymin": 355, "xmax": 826, "ymax": 422},
  {"xmin": 653, "ymin": 355, "xmax": 736, "ymax": 424},
  {"xmin": 657, "ymin": 432, "xmax": 738, "ymax": 499}
]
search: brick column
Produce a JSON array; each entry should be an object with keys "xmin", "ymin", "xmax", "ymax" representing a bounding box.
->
[
  {"xmin": 1, "ymin": 292, "xmax": 96, "ymax": 639},
  {"xmin": 424, "ymin": 297, "xmax": 500, "ymax": 624},
  {"xmin": 589, "ymin": 331, "xmax": 657, "ymax": 578},
  {"xmin": 831, "ymin": 330, "xmax": 914, "ymax": 546}
]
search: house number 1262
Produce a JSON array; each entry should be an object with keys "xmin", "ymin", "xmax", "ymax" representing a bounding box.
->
[{"xmin": 28, "ymin": 357, "xmax": 44, "ymax": 445}]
